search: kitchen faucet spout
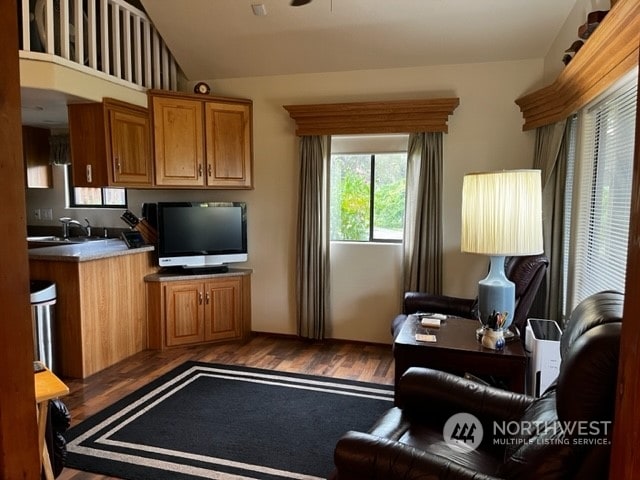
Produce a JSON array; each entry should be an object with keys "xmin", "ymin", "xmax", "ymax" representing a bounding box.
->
[{"xmin": 59, "ymin": 217, "xmax": 90, "ymax": 238}]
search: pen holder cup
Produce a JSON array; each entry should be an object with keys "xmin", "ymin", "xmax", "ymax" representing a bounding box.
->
[{"xmin": 481, "ymin": 328, "xmax": 505, "ymax": 350}]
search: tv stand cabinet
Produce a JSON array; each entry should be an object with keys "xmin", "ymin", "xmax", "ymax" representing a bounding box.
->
[{"xmin": 145, "ymin": 269, "xmax": 251, "ymax": 349}]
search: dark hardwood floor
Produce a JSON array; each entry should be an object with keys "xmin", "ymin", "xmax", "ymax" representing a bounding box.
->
[{"xmin": 57, "ymin": 334, "xmax": 395, "ymax": 480}]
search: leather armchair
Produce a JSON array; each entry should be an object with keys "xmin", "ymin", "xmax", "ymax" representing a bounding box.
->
[
  {"xmin": 335, "ymin": 291, "xmax": 623, "ymax": 480},
  {"xmin": 392, "ymin": 254, "xmax": 549, "ymax": 339}
]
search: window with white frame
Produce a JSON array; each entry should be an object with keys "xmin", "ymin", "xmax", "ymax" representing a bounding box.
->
[
  {"xmin": 567, "ymin": 72, "xmax": 637, "ymax": 313},
  {"xmin": 330, "ymin": 135, "xmax": 408, "ymax": 242}
]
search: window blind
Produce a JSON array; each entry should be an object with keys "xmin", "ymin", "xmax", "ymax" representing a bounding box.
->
[
  {"xmin": 569, "ymin": 74, "xmax": 637, "ymax": 311},
  {"xmin": 561, "ymin": 115, "xmax": 578, "ymax": 320},
  {"xmin": 331, "ymin": 134, "xmax": 409, "ymax": 154}
]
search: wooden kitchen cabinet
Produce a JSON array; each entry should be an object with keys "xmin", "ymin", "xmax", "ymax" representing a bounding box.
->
[
  {"xmin": 149, "ymin": 89, "xmax": 252, "ymax": 189},
  {"xmin": 68, "ymin": 98, "xmax": 153, "ymax": 187},
  {"xmin": 22, "ymin": 126, "xmax": 53, "ymax": 188},
  {"xmin": 29, "ymin": 249, "xmax": 157, "ymax": 378},
  {"xmin": 146, "ymin": 270, "xmax": 251, "ymax": 349},
  {"xmin": 163, "ymin": 281, "xmax": 204, "ymax": 346},
  {"xmin": 204, "ymin": 101, "xmax": 252, "ymax": 187}
]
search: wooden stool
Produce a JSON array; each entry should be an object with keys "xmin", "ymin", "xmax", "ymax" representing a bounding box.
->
[{"xmin": 35, "ymin": 364, "xmax": 69, "ymax": 479}]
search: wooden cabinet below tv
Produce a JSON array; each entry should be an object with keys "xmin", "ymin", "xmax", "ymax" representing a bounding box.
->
[{"xmin": 146, "ymin": 269, "xmax": 252, "ymax": 349}]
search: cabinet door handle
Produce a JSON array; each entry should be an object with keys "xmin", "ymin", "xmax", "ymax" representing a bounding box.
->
[
  {"xmin": 207, "ymin": 164, "xmax": 212, "ymax": 177},
  {"xmin": 199, "ymin": 291, "xmax": 203, "ymax": 304},
  {"xmin": 205, "ymin": 292, "xmax": 210, "ymax": 304},
  {"xmin": 198, "ymin": 164, "xmax": 203, "ymax": 177},
  {"xmin": 116, "ymin": 158, "xmax": 121, "ymax": 174},
  {"xmin": 86, "ymin": 164, "xmax": 92, "ymax": 183}
]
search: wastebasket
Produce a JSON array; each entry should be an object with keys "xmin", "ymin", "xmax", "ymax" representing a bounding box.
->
[{"xmin": 30, "ymin": 280, "xmax": 57, "ymax": 371}]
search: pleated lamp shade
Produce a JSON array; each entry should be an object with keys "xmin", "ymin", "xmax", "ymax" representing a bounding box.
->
[{"xmin": 461, "ymin": 170, "xmax": 543, "ymax": 256}]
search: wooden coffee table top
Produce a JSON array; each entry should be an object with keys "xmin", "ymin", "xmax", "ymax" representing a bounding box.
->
[{"xmin": 395, "ymin": 315, "xmax": 526, "ymax": 359}]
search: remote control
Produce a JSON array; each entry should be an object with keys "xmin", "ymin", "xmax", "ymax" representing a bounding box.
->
[
  {"xmin": 421, "ymin": 318, "xmax": 441, "ymax": 328},
  {"xmin": 415, "ymin": 333, "xmax": 437, "ymax": 342}
]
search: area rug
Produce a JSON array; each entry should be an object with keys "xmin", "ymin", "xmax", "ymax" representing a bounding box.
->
[{"xmin": 65, "ymin": 361, "xmax": 394, "ymax": 480}]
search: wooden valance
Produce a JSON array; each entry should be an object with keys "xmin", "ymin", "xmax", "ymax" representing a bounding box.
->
[
  {"xmin": 516, "ymin": 0, "xmax": 640, "ymax": 131},
  {"xmin": 283, "ymin": 98, "xmax": 460, "ymax": 136}
]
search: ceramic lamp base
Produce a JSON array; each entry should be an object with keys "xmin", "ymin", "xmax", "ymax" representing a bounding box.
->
[
  {"xmin": 481, "ymin": 328, "xmax": 506, "ymax": 350},
  {"xmin": 478, "ymin": 255, "xmax": 515, "ymax": 330}
]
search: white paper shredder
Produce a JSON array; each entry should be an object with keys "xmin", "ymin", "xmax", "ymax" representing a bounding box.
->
[{"xmin": 525, "ymin": 318, "xmax": 562, "ymax": 397}]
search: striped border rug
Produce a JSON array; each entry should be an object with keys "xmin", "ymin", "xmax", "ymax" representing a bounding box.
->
[{"xmin": 65, "ymin": 361, "xmax": 394, "ymax": 479}]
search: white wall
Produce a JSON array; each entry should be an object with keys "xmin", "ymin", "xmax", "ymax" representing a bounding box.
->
[
  {"xmin": 25, "ymin": 59, "xmax": 543, "ymax": 343},
  {"xmin": 328, "ymin": 242, "xmax": 403, "ymax": 342},
  {"xmin": 542, "ymin": 0, "xmax": 612, "ymax": 85},
  {"xmin": 206, "ymin": 60, "xmax": 543, "ymax": 342}
]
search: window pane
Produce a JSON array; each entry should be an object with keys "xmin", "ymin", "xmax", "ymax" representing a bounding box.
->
[
  {"xmin": 104, "ymin": 188, "xmax": 126, "ymax": 206},
  {"xmin": 373, "ymin": 153, "xmax": 406, "ymax": 241},
  {"xmin": 330, "ymin": 154, "xmax": 371, "ymax": 241},
  {"xmin": 73, "ymin": 187, "xmax": 102, "ymax": 206}
]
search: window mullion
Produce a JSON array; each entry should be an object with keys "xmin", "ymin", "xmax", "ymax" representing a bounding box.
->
[{"xmin": 369, "ymin": 154, "xmax": 375, "ymax": 241}]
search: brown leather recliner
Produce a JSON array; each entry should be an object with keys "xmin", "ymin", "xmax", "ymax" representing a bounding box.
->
[
  {"xmin": 334, "ymin": 290, "xmax": 623, "ymax": 480},
  {"xmin": 392, "ymin": 254, "xmax": 549, "ymax": 339}
]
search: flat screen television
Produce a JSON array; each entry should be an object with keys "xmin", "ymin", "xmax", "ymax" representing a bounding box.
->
[{"xmin": 156, "ymin": 201, "xmax": 248, "ymax": 272}]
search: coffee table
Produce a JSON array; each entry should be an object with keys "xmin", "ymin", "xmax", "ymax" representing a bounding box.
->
[{"xmin": 393, "ymin": 315, "xmax": 527, "ymax": 395}]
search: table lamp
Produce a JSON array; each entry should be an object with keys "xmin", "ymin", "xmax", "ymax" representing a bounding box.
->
[{"xmin": 461, "ymin": 170, "xmax": 543, "ymax": 343}]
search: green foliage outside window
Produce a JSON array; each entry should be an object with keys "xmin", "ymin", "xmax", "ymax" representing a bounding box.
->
[
  {"xmin": 374, "ymin": 178, "xmax": 405, "ymax": 233},
  {"xmin": 330, "ymin": 153, "xmax": 406, "ymax": 242},
  {"xmin": 330, "ymin": 154, "xmax": 370, "ymax": 241}
]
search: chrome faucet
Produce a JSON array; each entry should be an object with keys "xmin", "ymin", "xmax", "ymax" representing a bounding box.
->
[
  {"xmin": 84, "ymin": 218, "xmax": 92, "ymax": 237},
  {"xmin": 59, "ymin": 217, "xmax": 90, "ymax": 238}
]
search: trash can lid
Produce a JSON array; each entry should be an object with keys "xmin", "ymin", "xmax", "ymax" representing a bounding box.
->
[{"xmin": 30, "ymin": 280, "xmax": 57, "ymax": 304}]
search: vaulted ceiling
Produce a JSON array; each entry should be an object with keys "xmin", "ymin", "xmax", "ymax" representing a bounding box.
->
[
  {"xmin": 20, "ymin": 0, "xmax": 580, "ymax": 127},
  {"xmin": 140, "ymin": 0, "xmax": 578, "ymax": 80}
]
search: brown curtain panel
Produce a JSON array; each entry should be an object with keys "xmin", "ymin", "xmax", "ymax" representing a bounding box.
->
[
  {"xmin": 402, "ymin": 132, "xmax": 443, "ymax": 294},
  {"xmin": 532, "ymin": 118, "xmax": 572, "ymax": 323},
  {"xmin": 296, "ymin": 135, "xmax": 330, "ymax": 339}
]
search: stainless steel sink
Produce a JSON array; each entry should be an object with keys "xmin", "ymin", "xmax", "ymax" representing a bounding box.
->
[
  {"xmin": 27, "ymin": 235, "xmax": 108, "ymax": 245},
  {"xmin": 65, "ymin": 236, "xmax": 106, "ymax": 243}
]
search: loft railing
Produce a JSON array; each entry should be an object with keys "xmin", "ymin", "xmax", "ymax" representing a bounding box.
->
[{"xmin": 18, "ymin": 0, "xmax": 178, "ymax": 91}]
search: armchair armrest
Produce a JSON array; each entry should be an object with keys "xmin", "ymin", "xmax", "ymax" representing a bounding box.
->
[
  {"xmin": 403, "ymin": 292, "xmax": 477, "ymax": 318},
  {"xmin": 334, "ymin": 431, "xmax": 501, "ymax": 480},
  {"xmin": 398, "ymin": 367, "xmax": 534, "ymax": 422}
]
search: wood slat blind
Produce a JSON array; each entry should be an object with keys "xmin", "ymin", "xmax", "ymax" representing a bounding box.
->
[
  {"xmin": 283, "ymin": 98, "xmax": 460, "ymax": 136},
  {"xmin": 515, "ymin": 0, "xmax": 640, "ymax": 131}
]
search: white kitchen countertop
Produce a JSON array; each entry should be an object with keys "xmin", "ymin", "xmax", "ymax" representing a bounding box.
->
[{"xmin": 28, "ymin": 239, "xmax": 155, "ymax": 262}]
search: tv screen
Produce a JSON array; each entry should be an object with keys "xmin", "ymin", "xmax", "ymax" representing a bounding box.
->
[{"xmin": 156, "ymin": 202, "xmax": 248, "ymax": 271}]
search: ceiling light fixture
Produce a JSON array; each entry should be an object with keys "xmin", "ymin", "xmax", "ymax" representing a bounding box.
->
[
  {"xmin": 251, "ymin": 3, "xmax": 267, "ymax": 16},
  {"xmin": 290, "ymin": 0, "xmax": 313, "ymax": 6}
]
